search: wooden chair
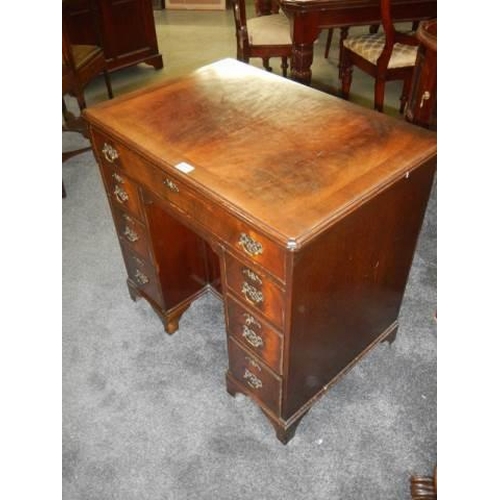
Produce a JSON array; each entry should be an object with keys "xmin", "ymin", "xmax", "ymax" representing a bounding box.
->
[
  {"xmin": 62, "ymin": 5, "xmax": 112, "ymax": 198},
  {"xmin": 62, "ymin": 12, "xmax": 113, "ymax": 116},
  {"xmin": 340, "ymin": 0, "xmax": 419, "ymax": 113},
  {"xmin": 230, "ymin": 0, "xmax": 292, "ymax": 77}
]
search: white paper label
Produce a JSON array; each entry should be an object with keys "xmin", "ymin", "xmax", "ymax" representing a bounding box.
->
[{"xmin": 175, "ymin": 162, "xmax": 195, "ymax": 174}]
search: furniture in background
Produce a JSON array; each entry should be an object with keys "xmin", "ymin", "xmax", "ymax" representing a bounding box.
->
[
  {"xmin": 166, "ymin": 0, "xmax": 225, "ymax": 10},
  {"xmin": 405, "ymin": 19, "xmax": 437, "ymax": 129},
  {"xmin": 84, "ymin": 59, "xmax": 436, "ymax": 443},
  {"xmin": 62, "ymin": 3, "xmax": 112, "ymax": 198},
  {"xmin": 254, "ymin": 0, "xmax": 344, "ymax": 63},
  {"xmin": 62, "ymin": 0, "xmax": 163, "ymax": 73},
  {"xmin": 324, "ymin": 27, "xmax": 351, "ymax": 60},
  {"xmin": 340, "ymin": 0, "xmax": 419, "ymax": 113},
  {"xmin": 62, "ymin": 15, "xmax": 113, "ymax": 115},
  {"xmin": 277, "ymin": 0, "xmax": 436, "ymax": 85},
  {"xmin": 231, "ymin": 0, "xmax": 292, "ymax": 77}
]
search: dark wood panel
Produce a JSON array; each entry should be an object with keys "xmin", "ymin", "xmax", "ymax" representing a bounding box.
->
[
  {"xmin": 63, "ymin": 0, "xmax": 163, "ymax": 72},
  {"xmin": 143, "ymin": 193, "xmax": 212, "ymax": 310},
  {"xmin": 283, "ymin": 159, "xmax": 436, "ymax": 419}
]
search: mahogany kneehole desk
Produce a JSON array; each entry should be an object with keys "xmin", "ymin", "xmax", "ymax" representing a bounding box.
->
[{"xmin": 84, "ymin": 59, "xmax": 436, "ymax": 444}]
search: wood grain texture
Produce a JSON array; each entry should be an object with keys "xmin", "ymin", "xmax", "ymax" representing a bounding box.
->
[{"xmin": 85, "ymin": 59, "xmax": 436, "ymax": 248}]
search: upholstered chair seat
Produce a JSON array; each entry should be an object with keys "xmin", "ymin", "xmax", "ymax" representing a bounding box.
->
[
  {"xmin": 247, "ymin": 12, "xmax": 292, "ymax": 46},
  {"xmin": 71, "ymin": 45, "xmax": 105, "ymax": 69},
  {"xmin": 231, "ymin": 0, "xmax": 292, "ymax": 77},
  {"xmin": 343, "ymin": 33, "xmax": 417, "ymax": 68}
]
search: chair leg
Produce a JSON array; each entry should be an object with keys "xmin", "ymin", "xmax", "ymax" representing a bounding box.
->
[
  {"xmin": 103, "ymin": 69, "xmax": 113, "ymax": 99},
  {"xmin": 338, "ymin": 26, "xmax": 350, "ymax": 79},
  {"xmin": 369, "ymin": 24, "xmax": 380, "ymax": 34},
  {"xmin": 340, "ymin": 52, "xmax": 353, "ymax": 100},
  {"xmin": 324, "ymin": 28, "xmax": 333, "ymax": 58},
  {"xmin": 400, "ymin": 74, "xmax": 413, "ymax": 114},
  {"xmin": 374, "ymin": 78, "xmax": 386, "ymax": 112},
  {"xmin": 281, "ymin": 57, "xmax": 288, "ymax": 77},
  {"xmin": 262, "ymin": 58, "xmax": 272, "ymax": 72}
]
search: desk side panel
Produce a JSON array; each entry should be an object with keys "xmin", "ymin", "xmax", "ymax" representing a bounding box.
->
[{"xmin": 282, "ymin": 159, "xmax": 436, "ymax": 419}]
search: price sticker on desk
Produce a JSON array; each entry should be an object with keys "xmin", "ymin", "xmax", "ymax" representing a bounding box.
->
[{"xmin": 175, "ymin": 162, "xmax": 195, "ymax": 174}]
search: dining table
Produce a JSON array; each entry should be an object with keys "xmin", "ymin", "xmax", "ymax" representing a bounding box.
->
[{"xmin": 267, "ymin": 0, "xmax": 437, "ymax": 85}]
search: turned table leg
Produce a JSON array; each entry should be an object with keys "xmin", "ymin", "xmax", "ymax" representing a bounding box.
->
[{"xmin": 291, "ymin": 43, "xmax": 315, "ymax": 85}]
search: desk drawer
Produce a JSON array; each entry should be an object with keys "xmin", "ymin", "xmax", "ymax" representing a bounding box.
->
[
  {"xmin": 92, "ymin": 130, "xmax": 129, "ymax": 171},
  {"xmin": 226, "ymin": 296, "xmax": 283, "ymax": 375},
  {"xmin": 228, "ymin": 337, "xmax": 281, "ymax": 415},
  {"xmin": 122, "ymin": 249, "xmax": 164, "ymax": 308},
  {"xmin": 225, "ymin": 252, "xmax": 285, "ymax": 330},
  {"xmin": 91, "ymin": 129, "xmax": 287, "ymax": 281},
  {"xmin": 100, "ymin": 165, "xmax": 143, "ymax": 221},
  {"xmin": 113, "ymin": 208, "xmax": 150, "ymax": 260}
]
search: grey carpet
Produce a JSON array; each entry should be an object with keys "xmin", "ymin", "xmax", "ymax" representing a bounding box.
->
[{"xmin": 62, "ymin": 124, "xmax": 436, "ymax": 499}]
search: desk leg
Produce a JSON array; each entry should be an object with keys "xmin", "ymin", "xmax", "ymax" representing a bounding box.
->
[
  {"xmin": 126, "ymin": 278, "xmax": 192, "ymax": 335},
  {"xmin": 226, "ymin": 370, "xmax": 309, "ymax": 444}
]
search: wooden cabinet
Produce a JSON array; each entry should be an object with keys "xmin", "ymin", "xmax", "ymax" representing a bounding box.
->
[
  {"xmin": 84, "ymin": 59, "xmax": 436, "ymax": 444},
  {"xmin": 63, "ymin": 0, "xmax": 163, "ymax": 72},
  {"xmin": 405, "ymin": 19, "xmax": 437, "ymax": 129}
]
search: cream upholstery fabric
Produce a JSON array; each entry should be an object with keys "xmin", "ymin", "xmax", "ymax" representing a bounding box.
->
[
  {"xmin": 247, "ymin": 12, "xmax": 292, "ymax": 46},
  {"xmin": 343, "ymin": 33, "xmax": 417, "ymax": 68}
]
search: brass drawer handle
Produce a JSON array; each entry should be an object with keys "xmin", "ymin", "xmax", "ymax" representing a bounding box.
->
[
  {"xmin": 243, "ymin": 369, "xmax": 262, "ymax": 390},
  {"xmin": 241, "ymin": 282, "xmax": 264, "ymax": 306},
  {"xmin": 113, "ymin": 185, "xmax": 129, "ymax": 204},
  {"xmin": 112, "ymin": 172, "xmax": 124, "ymax": 184},
  {"xmin": 419, "ymin": 90, "xmax": 431, "ymax": 108},
  {"xmin": 134, "ymin": 269, "xmax": 149, "ymax": 285},
  {"xmin": 123, "ymin": 225, "xmax": 139, "ymax": 242},
  {"xmin": 238, "ymin": 233, "xmax": 263, "ymax": 257},
  {"xmin": 102, "ymin": 142, "xmax": 119, "ymax": 163},
  {"xmin": 243, "ymin": 312, "xmax": 261, "ymax": 329},
  {"xmin": 163, "ymin": 178, "xmax": 179, "ymax": 193},
  {"xmin": 242, "ymin": 325, "xmax": 264, "ymax": 349},
  {"xmin": 242, "ymin": 267, "xmax": 262, "ymax": 285}
]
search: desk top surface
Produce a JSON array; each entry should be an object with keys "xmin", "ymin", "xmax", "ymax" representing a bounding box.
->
[{"xmin": 84, "ymin": 59, "xmax": 436, "ymax": 248}]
